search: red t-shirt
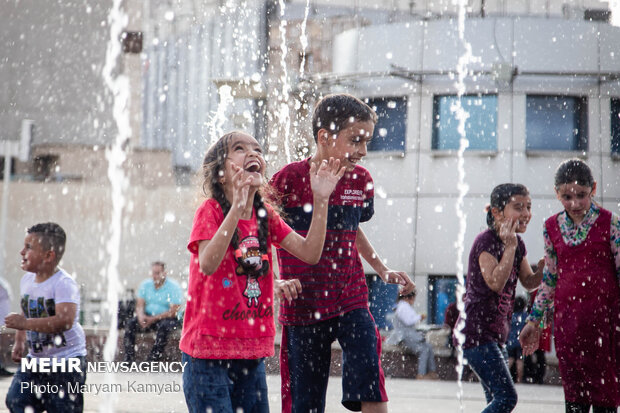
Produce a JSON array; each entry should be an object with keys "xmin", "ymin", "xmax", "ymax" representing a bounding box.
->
[
  {"xmin": 179, "ymin": 198, "xmax": 293, "ymax": 359},
  {"xmin": 270, "ymin": 159, "xmax": 375, "ymax": 325}
]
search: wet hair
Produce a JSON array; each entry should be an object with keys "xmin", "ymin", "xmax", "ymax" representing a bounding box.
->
[
  {"xmin": 513, "ymin": 296, "xmax": 526, "ymax": 313},
  {"xmin": 554, "ymin": 158, "xmax": 594, "ymax": 189},
  {"xmin": 201, "ymin": 131, "xmax": 270, "ymax": 276},
  {"xmin": 486, "ymin": 183, "xmax": 530, "ymax": 229},
  {"xmin": 27, "ymin": 222, "xmax": 66, "ymax": 262},
  {"xmin": 312, "ymin": 93, "xmax": 378, "ymax": 142}
]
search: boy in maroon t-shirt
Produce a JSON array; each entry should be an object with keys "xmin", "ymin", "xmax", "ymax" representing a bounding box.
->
[{"xmin": 271, "ymin": 94, "xmax": 414, "ymax": 413}]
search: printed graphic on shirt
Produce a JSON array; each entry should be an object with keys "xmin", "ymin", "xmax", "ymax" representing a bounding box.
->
[
  {"xmin": 20, "ymin": 294, "xmax": 67, "ymax": 353},
  {"xmin": 235, "ymin": 236, "xmax": 264, "ymax": 307}
]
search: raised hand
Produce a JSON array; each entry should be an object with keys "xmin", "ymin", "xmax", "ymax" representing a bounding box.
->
[
  {"xmin": 230, "ymin": 164, "xmax": 253, "ymax": 211},
  {"xmin": 309, "ymin": 158, "xmax": 346, "ymax": 200},
  {"xmin": 498, "ymin": 218, "xmax": 518, "ymax": 248}
]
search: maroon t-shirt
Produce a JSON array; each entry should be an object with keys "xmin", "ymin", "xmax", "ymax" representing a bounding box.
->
[{"xmin": 459, "ymin": 229, "xmax": 526, "ymax": 349}]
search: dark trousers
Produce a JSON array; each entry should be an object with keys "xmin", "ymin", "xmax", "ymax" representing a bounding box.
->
[
  {"xmin": 464, "ymin": 342, "xmax": 518, "ymax": 413},
  {"xmin": 123, "ymin": 316, "xmax": 180, "ymax": 362},
  {"xmin": 6, "ymin": 356, "xmax": 86, "ymax": 413}
]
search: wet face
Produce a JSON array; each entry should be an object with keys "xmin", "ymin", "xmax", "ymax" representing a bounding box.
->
[
  {"xmin": 555, "ymin": 182, "xmax": 595, "ymax": 224},
  {"xmin": 221, "ymin": 133, "xmax": 266, "ymax": 188},
  {"xmin": 495, "ymin": 194, "xmax": 532, "ymax": 233},
  {"xmin": 319, "ymin": 120, "xmax": 374, "ymax": 171},
  {"xmin": 20, "ymin": 233, "xmax": 51, "ymax": 273},
  {"xmin": 151, "ymin": 263, "xmax": 166, "ymax": 286}
]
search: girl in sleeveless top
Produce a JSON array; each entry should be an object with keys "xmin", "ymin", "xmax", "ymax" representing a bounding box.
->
[{"xmin": 520, "ymin": 159, "xmax": 620, "ymax": 413}]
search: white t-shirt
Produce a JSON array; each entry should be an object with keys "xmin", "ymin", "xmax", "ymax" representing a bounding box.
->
[
  {"xmin": 20, "ymin": 269, "xmax": 86, "ymax": 358},
  {"xmin": 394, "ymin": 300, "xmax": 422, "ymax": 327}
]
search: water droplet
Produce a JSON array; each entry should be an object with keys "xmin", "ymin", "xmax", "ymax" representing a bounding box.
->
[
  {"xmin": 164, "ymin": 212, "xmax": 175, "ymax": 223},
  {"xmin": 434, "ymin": 205, "xmax": 443, "ymax": 213},
  {"xmin": 258, "ymin": 208, "xmax": 267, "ymax": 218},
  {"xmin": 303, "ymin": 203, "xmax": 312, "ymax": 213}
]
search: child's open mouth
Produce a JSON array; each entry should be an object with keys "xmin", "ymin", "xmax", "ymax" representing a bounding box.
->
[{"xmin": 244, "ymin": 161, "xmax": 261, "ymax": 173}]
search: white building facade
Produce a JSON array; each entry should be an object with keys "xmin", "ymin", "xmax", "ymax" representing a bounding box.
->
[{"xmin": 329, "ymin": 11, "xmax": 620, "ymax": 324}]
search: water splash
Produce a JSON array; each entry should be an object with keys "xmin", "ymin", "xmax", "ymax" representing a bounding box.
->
[
  {"xmin": 452, "ymin": 0, "xmax": 473, "ymax": 410},
  {"xmin": 210, "ymin": 84, "xmax": 234, "ymax": 143},
  {"xmin": 298, "ymin": 0, "xmax": 311, "ymax": 79},
  {"xmin": 101, "ymin": 0, "xmax": 130, "ymax": 411},
  {"xmin": 275, "ymin": 0, "xmax": 292, "ymax": 163}
]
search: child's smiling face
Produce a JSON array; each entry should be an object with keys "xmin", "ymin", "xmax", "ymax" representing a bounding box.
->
[
  {"xmin": 320, "ymin": 119, "xmax": 374, "ymax": 171},
  {"xmin": 495, "ymin": 194, "xmax": 532, "ymax": 233},
  {"xmin": 20, "ymin": 233, "xmax": 50, "ymax": 273},
  {"xmin": 221, "ymin": 132, "xmax": 266, "ymax": 188}
]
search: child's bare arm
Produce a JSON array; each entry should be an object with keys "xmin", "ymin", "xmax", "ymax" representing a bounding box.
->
[
  {"xmin": 197, "ymin": 167, "xmax": 250, "ymax": 275},
  {"xmin": 479, "ymin": 219, "xmax": 519, "ymax": 292},
  {"xmin": 356, "ymin": 228, "xmax": 415, "ymax": 295},
  {"xmin": 518, "ymin": 257, "xmax": 544, "ymax": 291},
  {"xmin": 5, "ymin": 302, "xmax": 77, "ymax": 334}
]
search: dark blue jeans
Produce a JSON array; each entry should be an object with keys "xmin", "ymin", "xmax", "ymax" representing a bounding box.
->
[
  {"xmin": 182, "ymin": 353, "xmax": 269, "ymax": 413},
  {"xmin": 464, "ymin": 342, "xmax": 517, "ymax": 413},
  {"xmin": 5, "ymin": 356, "xmax": 87, "ymax": 413}
]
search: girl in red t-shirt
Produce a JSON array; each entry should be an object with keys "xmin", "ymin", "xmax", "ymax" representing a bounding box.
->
[{"xmin": 180, "ymin": 131, "xmax": 344, "ymax": 413}]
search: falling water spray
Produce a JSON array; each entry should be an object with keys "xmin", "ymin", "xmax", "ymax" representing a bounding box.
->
[
  {"xmin": 452, "ymin": 0, "xmax": 476, "ymax": 410},
  {"xmin": 275, "ymin": 0, "xmax": 293, "ymax": 163},
  {"xmin": 101, "ymin": 0, "xmax": 130, "ymax": 411},
  {"xmin": 299, "ymin": 0, "xmax": 310, "ymax": 80}
]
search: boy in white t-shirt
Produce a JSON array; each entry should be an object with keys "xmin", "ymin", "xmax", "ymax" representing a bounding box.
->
[{"xmin": 4, "ymin": 223, "xmax": 87, "ymax": 413}]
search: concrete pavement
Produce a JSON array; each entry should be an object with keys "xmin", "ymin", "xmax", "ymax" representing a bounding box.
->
[{"xmin": 0, "ymin": 370, "xmax": 566, "ymax": 413}]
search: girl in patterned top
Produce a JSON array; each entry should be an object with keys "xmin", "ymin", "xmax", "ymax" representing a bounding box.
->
[{"xmin": 520, "ymin": 159, "xmax": 620, "ymax": 413}]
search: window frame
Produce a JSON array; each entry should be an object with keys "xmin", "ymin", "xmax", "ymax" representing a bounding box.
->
[
  {"xmin": 525, "ymin": 94, "xmax": 589, "ymax": 154},
  {"xmin": 364, "ymin": 96, "xmax": 408, "ymax": 156},
  {"xmin": 431, "ymin": 94, "xmax": 499, "ymax": 153}
]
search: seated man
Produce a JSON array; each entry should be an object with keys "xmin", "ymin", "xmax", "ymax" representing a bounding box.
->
[
  {"xmin": 123, "ymin": 261, "xmax": 183, "ymax": 362},
  {"xmin": 386, "ymin": 290, "xmax": 439, "ymax": 380}
]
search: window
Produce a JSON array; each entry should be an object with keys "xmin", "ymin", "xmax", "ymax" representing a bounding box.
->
[
  {"xmin": 366, "ymin": 97, "xmax": 407, "ymax": 153},
  {"xmin": 432, "ymin": 95, "xmax": 497, "ymax": 151},
  {"xmin": 611, "ymin": 98, "xmax": 620, "ymax": 155},
  {"xmin": 526, "ymin": 95, "xmax": 588, "ymax": 151},
  {"xmin": 427, "ymin": 275, "xmax": 457, "ymax": 325}
]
